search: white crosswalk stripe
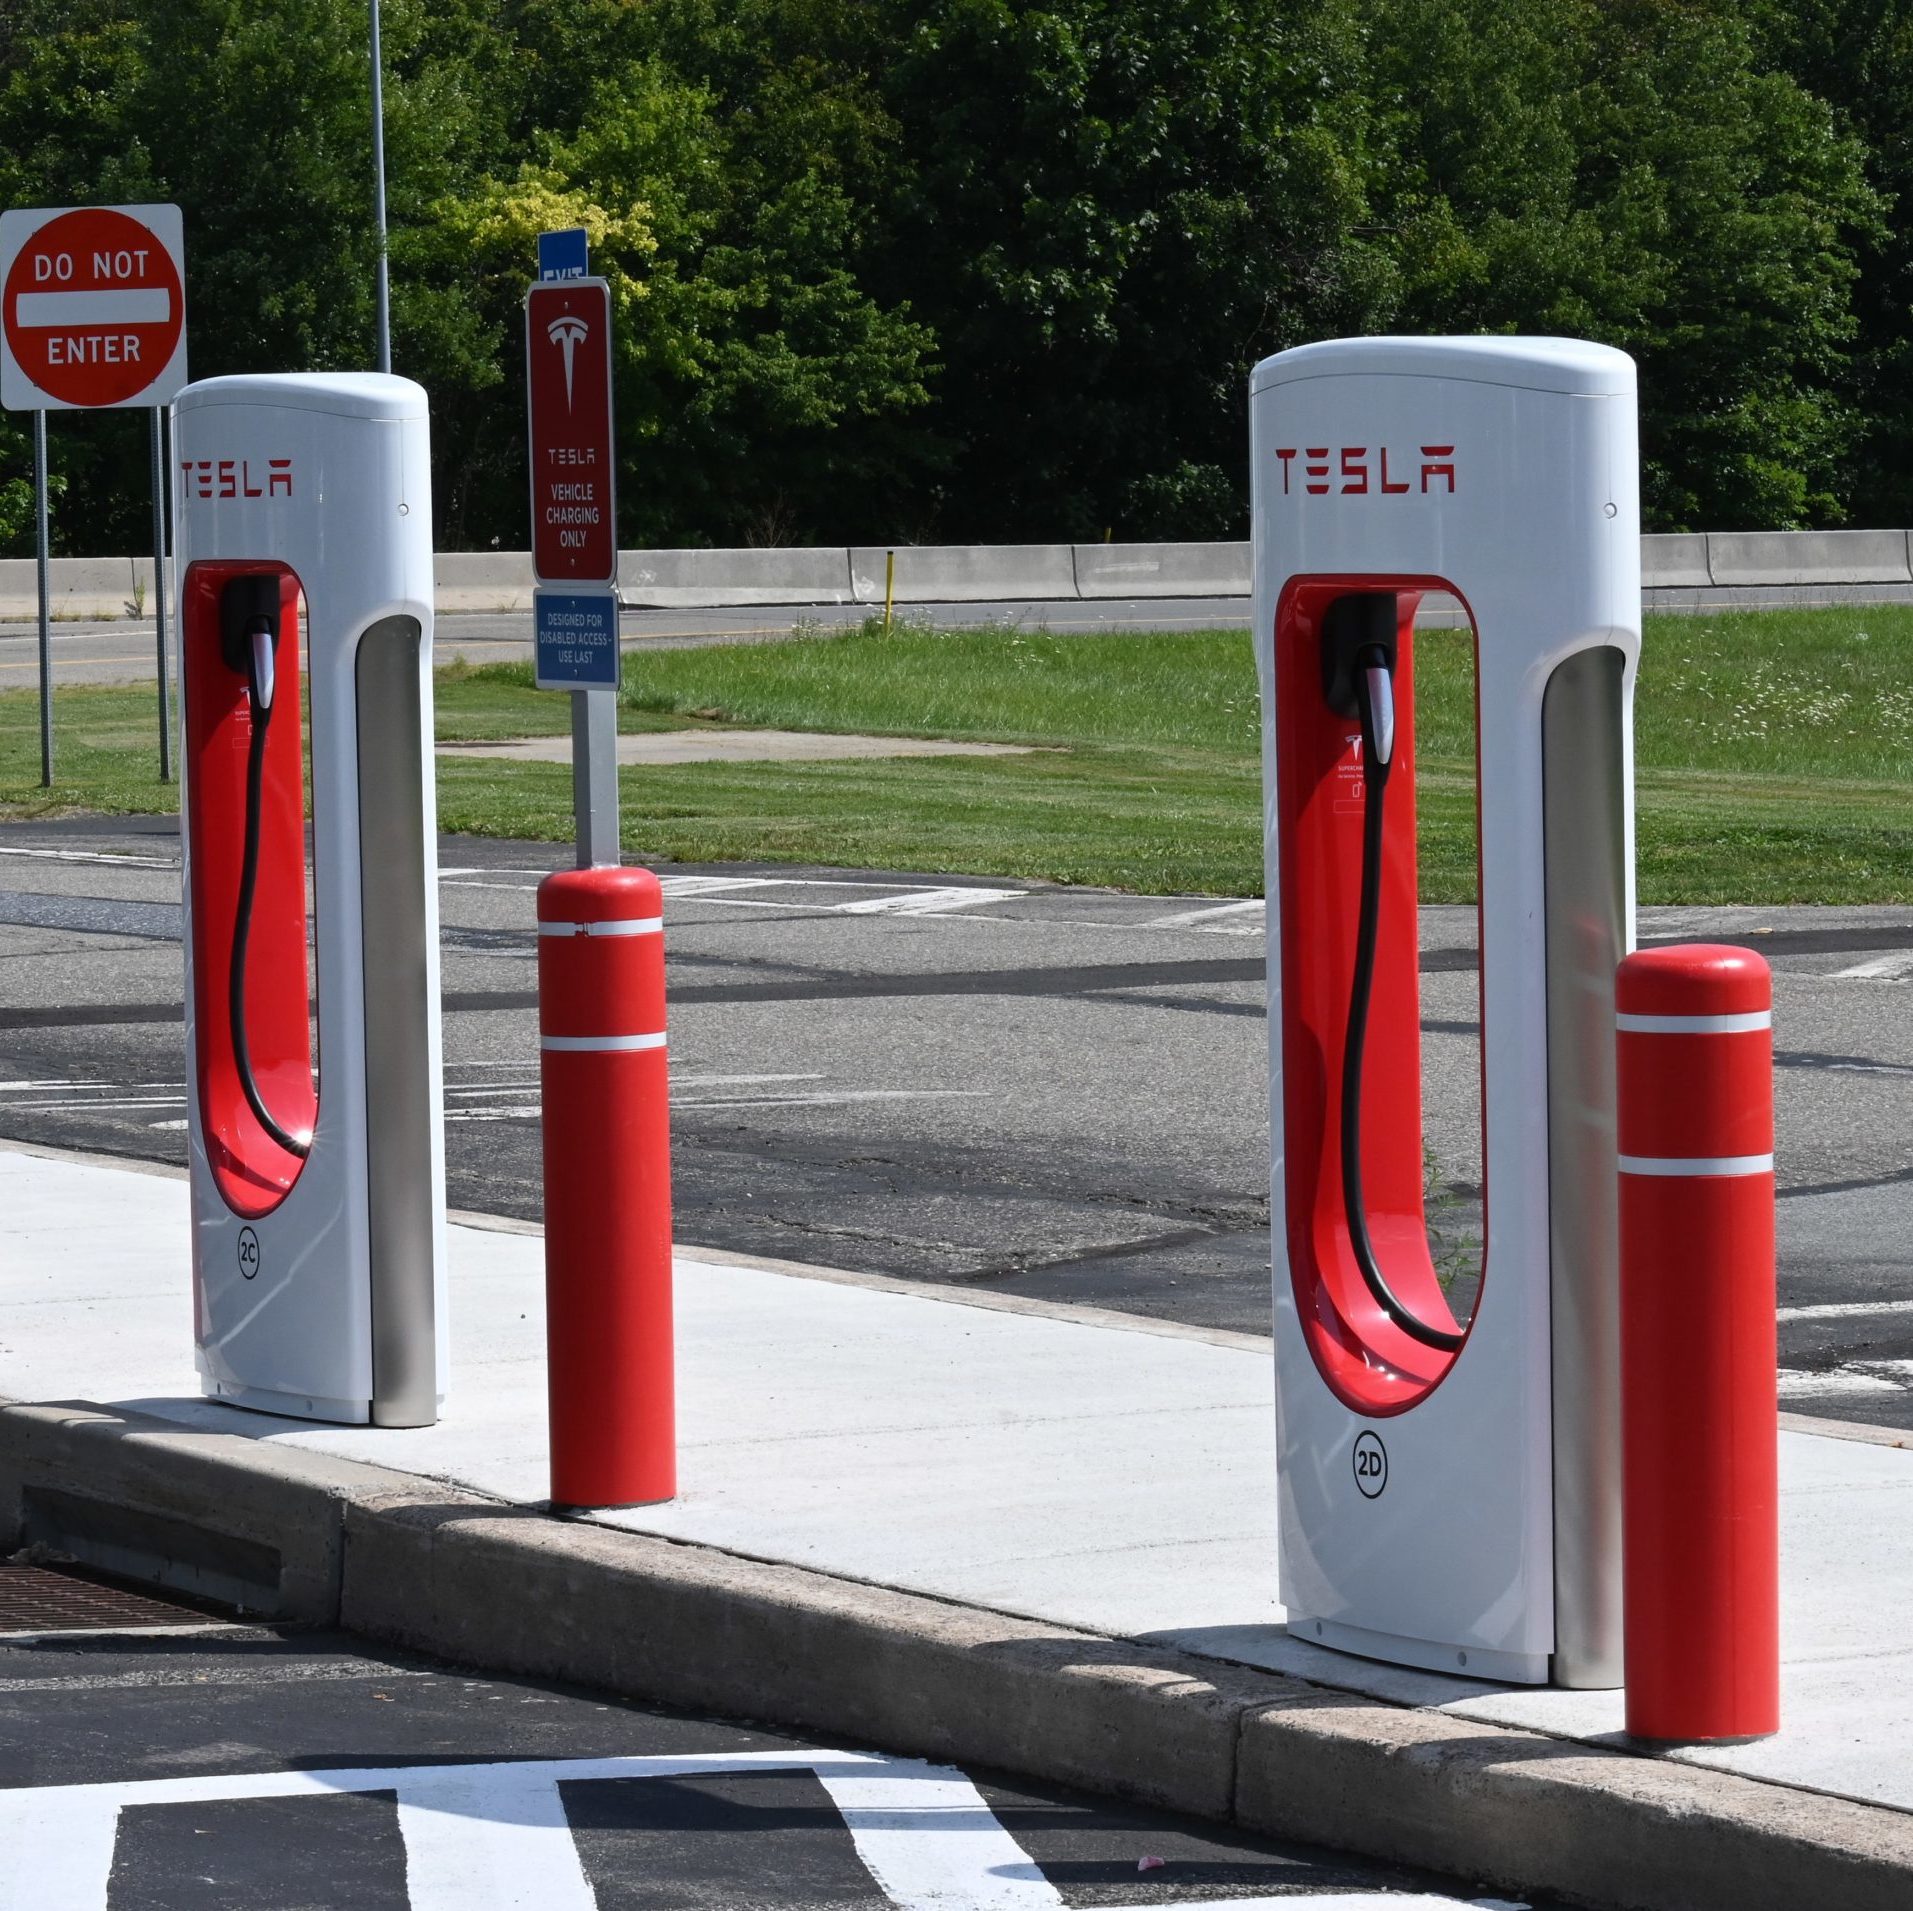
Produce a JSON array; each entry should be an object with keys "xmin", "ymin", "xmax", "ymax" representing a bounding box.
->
[{"xmin": 0, "ymin": 1749, "xmax": 1519, "ymax": 1910}]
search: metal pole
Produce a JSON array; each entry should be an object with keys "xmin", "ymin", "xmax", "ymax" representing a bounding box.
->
[
  {"xmin": 33, "ymin": 409, "xmax": 51, "ymax": 787},
  {"xmin": 571, "ymin": 689, "xmax": 620, "ymax": 868},
  {"xmin": 150, "ymin": 407, "xmax": 173, "ymax": 782},
  {"xmin": 369, "ymin": 0, "xmax": 392, "ymax": 373}
]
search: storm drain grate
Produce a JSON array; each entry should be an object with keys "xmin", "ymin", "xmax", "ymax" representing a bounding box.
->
[{"xmin": 0, "ymin": 1559, "xmax": 229, "ymax": 1634}]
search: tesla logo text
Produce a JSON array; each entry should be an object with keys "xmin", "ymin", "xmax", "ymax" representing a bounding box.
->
[
  {"xmin": 548, "ymin": 313, "xmax": 590, "ymax": 408},
  {"xmin": 1273, "ymin": 446, "xmax": 1455, "ymax": 496},
  {"xmin": 180, "ymin": 457, "xmax": 293, "ymax": 499}
]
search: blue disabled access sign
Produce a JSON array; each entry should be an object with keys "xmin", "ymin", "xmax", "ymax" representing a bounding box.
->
[{"xmin": 534, "ymin": 588, "xmax": 620, "ymax": 691}]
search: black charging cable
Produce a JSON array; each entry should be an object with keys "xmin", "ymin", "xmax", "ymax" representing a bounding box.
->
[
  {"xmin": 1338, "ymin": 631, "xmax": 1464, "ymax": 1353},
  {"xmin": 230, "ymin": 614, "xmax": 310, "ymax": 1160}
]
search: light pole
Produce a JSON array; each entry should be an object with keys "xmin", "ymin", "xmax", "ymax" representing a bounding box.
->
[{"xmin": 370, "ymin": 0, "xmax": 392, "ymax": 373}]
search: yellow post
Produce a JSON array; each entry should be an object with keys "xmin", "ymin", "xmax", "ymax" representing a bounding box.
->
[{"xmin": 884, "ymin": 549, "xmax": 895, "ymax": 633}]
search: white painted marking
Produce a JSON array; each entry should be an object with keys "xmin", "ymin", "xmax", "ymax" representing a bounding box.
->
[
  {"xmin": 1617, "ymin": 1152, "xmax": 1773, "ymax": 1177},
  {"xmin": 0, "ymin": 1096, "xmax": 185, "ymax": 1112},
  {"xmin": 676, "ymin": 1089, "xmax": 989, "ymax": 1110},
  {"xmin": 656, "ymin": 875, "xmax": 793, "ymax": 896},
  {"xmin": 1778, "ymin": 1365, "xmax": 1913, "ymax": 1401},
  {"xmin": 0, "ymin": 1749, "xmax": 1205, "ymax": 1911},
  {"xmin": 536, "ymin": 916, "xmax": 661, "ymax": 937},
  {"xmin": 146, "ymin": 1118, "xmax": 187, "ymax": 1130},
  {"xmin": 0, "ymin": 1080, "xmax": 99, "ymax": 1091},
  {"xmin": 836, "ymin": 887, "xmax": 1023, "ymax": 917},
  {"xmin": 539, "ymin": 1032, "xmax": 667, "ymax": 1053},
  {"xmin": 0, "ymin": 846, "xmax": 174, "ymax": 869},
  {"xmin": 1834, "ymin": 950, "xmax": 1913, "ymax": 981},
  {"xmin": 1778, "ymin": 1299, "xmax": 1913, "ymax": 1323},
  {"xmin": 15, "ymin": 288, "xmax": 171, "ymax": 327},
  {"xmin": 1141, "ymin": 899, "xmax": 1265, "ymax": 931},
  {"xmin": 0, "ymin": 1786, "xmax": 119, "ymax": 1911},
  {"xmin": 673, "ymin": 1073, "xmax": 826, "ymax": 1088},
  {"xmin": 395, "ymin": 1763, "xmax": 596, "ymax": 1910},
  {"xmin": 1614, "ymin": 1010, "xmax": 1771, "ymax": 1034},
  {"xmin": 813, "ymin": 1765, "xmax": 1065, "ymax": 1908},
  {"xmin": 1156, "ymin": 1901, "xmax": 1513, "ymax": 1910}
]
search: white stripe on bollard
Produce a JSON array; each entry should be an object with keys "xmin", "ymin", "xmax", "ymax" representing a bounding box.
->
[
  {"xmin": 1617, "ymin": 1152, "xmax": 1774, "ymax": 1177},
  {"xmin": 536, "ymin": 917, "xmax": 664, "ymax": 937},
  {"xmin": 1614, "ymin": 1010, "xmax": 1771, "ymax": 1034},
  {"xmin": 539, "ymin": 1032, "xmax": 668, "ymax": 1052}
]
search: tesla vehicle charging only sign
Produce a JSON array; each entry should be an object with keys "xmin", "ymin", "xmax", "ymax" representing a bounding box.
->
[
  {"xmin": 0, "ymin": 204, "xmax": 187, "ymax": 411},
  {"xmin": 526, "ymin": 278, "xmax": 616, "ymax": 583}
]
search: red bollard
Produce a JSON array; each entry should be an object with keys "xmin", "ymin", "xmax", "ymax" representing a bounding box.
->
[
  {"xmin": 1616, "ymin": 944, "xmax": 1777, "ymax": 1742},
  {"xmin": 537, "ymin": 866, "xmax": 675, "ymax": 1508}
]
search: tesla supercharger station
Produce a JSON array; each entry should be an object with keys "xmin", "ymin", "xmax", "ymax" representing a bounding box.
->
[
  {"xmin": 174, "ymin": 372, "xmax": 447, "ymax": 1427},
  {"xmin": 1252, "ymin": 336, "xmax": 1639, "ymax": 1686}
]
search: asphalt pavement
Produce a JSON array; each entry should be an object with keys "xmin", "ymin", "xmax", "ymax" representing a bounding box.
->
[
  {"xmin": 0, "ymin": 602, "xmax": 1253, "ymax": 691},
  {"xmin": 0, "ymin": 1560, "xmax": 1541, "ymax": 1910},
  {"xmin": 0, "ymin": 816, "xmax": 1909, "ymax": 1426}
]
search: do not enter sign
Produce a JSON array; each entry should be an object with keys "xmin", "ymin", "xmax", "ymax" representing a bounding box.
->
[{"xmin": 0, "ymin": 203, "xmax": 187, "ymax": 412}]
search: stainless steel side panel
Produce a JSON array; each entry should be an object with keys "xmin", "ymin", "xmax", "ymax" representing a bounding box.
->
[
  {"xmin": 1542, "ymin": 645, "xmax": 1628, "ymax": 1688},
  {"xmin": 356, "ymin": 615, "xmax": 439, "ymax": 1428}
]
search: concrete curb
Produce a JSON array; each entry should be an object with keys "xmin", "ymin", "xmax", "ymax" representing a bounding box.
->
[{"xmin": 4, "ymin": 1395, "xmax": 1911, "ymax": 1909}]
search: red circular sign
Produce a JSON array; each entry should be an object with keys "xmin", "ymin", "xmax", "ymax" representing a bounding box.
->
[{"xmin": 3, "ymin": 207, "xmax": 184, "ymax": 408}]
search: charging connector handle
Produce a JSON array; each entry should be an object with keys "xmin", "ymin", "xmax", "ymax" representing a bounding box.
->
[
  {"xmin": 223, "ymin": 582, "xmax": 310, "ymax": 1162},
  {"xmin": 1328, "ymin": 594, "xmax": 1464, "ymax": 1354}
]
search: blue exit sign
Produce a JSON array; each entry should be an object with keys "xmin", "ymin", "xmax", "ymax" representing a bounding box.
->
[{"xmin": 537, "ymin": 228, "xmax": 589, "ymax": 282}]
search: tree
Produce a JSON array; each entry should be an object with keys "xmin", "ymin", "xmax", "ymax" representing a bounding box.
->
[
  {"xmin": 1749, "ymin": 1, "xmax": 1913, "ymax": 525},
  {"xmin": 1355, "ymin": 0, "xmax": 1882, "ymax": 528}
]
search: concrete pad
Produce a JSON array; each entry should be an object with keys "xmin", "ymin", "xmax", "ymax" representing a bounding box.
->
[
  {"xmin": 1073, "ymin": 542, "xmax": 1251, "ymax": 599},
  {"xmin": 850, "ymin": 545, "xmax": 1079, "ymax": 605},
  {"xmin": 4, "ymin": 1142, "xmax": 1913, "ymax": 1826},
  {"xmin": 435, "ymin": 729, "xmax": 1040, "ymax": 767},
  {"xmin": 619, "ymin": 547, "xmax": 856, "ymax": 608},
  {"xmin": 1707, "ymin": 529, "xmax": 1912, "ymax": 587}
]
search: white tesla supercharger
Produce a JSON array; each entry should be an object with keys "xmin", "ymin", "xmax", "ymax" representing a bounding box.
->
[
  {"xmin": 173, "ymin": 372, "xmax": 447, "ymax": 1427},
  {"xmin": 1252, "ymin": 336, "xmax": 1639, "ymax": 1685}
]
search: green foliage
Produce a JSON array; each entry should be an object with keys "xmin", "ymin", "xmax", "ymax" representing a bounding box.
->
[{"xmin": 0, "ymin": 0, "xmax": 1899, "ymax": 551}]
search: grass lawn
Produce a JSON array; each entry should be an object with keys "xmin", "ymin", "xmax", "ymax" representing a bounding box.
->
[{"xmin": 3, "ymin": 608, "xmax": 1910, "ymax": 902}]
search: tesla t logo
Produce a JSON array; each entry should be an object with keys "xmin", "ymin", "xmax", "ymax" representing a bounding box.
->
[
  {"xmin": 179, "ymin": 457, "xmax": 293, "ymax": 499},
  {"xmin": 547, "ymin": 313, "xmax": 590, "ymax": 408},
  {"xmin": 1273, "ymin": 445, "xmax": 1455, "ymax": 496}
]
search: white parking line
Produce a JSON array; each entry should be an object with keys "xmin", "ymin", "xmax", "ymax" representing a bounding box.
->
[
  {"xmin": 1834, "ymin": 950, "xmax": 1913, "ymax": 980},
  {"xmin": 0, "ymin": 846, "xmax": 174, "ymax": 869},
  {"xmin": 447, "ymin": 1086, "xmax": 988, "ymax": 1122},
  {"xmin": 1778, "ymin": 1361, "xmax": 1913, "ymax": 1400},
  {"xmin": 835, "ymin": 886, "xmax": 1025, "ymax": 917},
  {"xmin": 0, "ymin": 1096, "xmax": 185, "ymax": 1112},
  {"xmin": 0, "ymin": 1749, "xmax": 1069, "ymax": 1911},
  {"xmin": 1778, "ymin": 1299, "xmax": 1913, "ymax": 1323},
  {"xmin": 1139, "ymin": 899, "xmax": 1265, "ymax": 932},
  {"xmin": 676, "ymin": 1089, "xmax": 990, "ymax": 1111}
]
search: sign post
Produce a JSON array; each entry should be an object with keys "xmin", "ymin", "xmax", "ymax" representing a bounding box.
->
[
  {"xmin": 525, "ymin": 270, "xmax": 619, "ymax": 867},
  {"xmin": 1, "ymin": 202, "xmax": 189, "ymax": 786}
]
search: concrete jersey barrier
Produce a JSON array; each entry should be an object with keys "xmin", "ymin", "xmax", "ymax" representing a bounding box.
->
[{"xmin": 10, "ymin": 531, "xmax": 1913, "ymax": 621}]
